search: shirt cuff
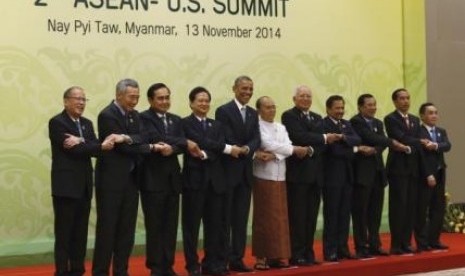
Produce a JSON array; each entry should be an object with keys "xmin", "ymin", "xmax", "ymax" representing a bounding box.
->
[
  {"xmin": 223, "ymin": 144, "xmax": 232, "ymax": 154},
  {"xmin": 201, "ymin": 150, "xmax": 208, "ymax": 160}
]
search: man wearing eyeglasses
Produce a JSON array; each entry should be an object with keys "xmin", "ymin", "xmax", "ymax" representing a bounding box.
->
[{"xmin": 48, "ymin": 86, "xmax": 116, "ymax": 276}]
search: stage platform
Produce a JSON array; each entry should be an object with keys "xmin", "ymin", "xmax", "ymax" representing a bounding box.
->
[{"xmin": 1, "ymin": 233, "xmax": 465, "ymax": 276}]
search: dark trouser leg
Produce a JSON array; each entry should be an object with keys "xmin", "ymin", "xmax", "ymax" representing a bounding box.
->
[
  {"xmin": 230, "ymin": 183, "xmax": 252, "ymax": 263},
  {"xmin": 182, "ymin": 189, "xmax": 204, "ymax": 271},
  {"xmin": 112, "ymin": 177, "xmax": 139, "ymax": 276}
]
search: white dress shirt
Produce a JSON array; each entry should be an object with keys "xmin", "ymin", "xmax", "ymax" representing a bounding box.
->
[{"xmin": 253, "ymin": 119, "xmax": 293, "ymax": 181}]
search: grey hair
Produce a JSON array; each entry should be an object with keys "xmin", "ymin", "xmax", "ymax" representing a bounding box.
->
[
  {"xmin": 294, "ymin": 85, "xmax": 312, "ymax": 97},
  {"xmin": 63, "ymin": 86, "xmax": 84, "ymax": 98},
  {"xmin": 116, "ymin": 78, "xmax": 139, "ymax": 95}
]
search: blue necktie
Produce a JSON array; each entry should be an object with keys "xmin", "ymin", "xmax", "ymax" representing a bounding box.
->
[{"xmin": 430, "ymin": 128, "xmax": 437, "ymax": 142}]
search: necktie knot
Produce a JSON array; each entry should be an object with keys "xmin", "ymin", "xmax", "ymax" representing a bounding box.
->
[
  {"xmin": 303, "ymin": 112, "xmax": 311, "ymax": 121},
  {"xmin": 430, "ymin": 128, "xmax": 437, "ymax": 142}
]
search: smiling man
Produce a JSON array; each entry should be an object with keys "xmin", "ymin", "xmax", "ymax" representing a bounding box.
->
[
  {"xmin": 93, "ymin": 79, "xmax": 156, "ymax": 276},
  {"xmin": 49, "ymin": 86, "xmax": 115, "ymax": 276},
  {"xmin": 139, "ymin": 83, "xmax": 200, "ymax": 276},
  {"xmin": 322, "ymin": 95, "xmax": 361, "ymax": 262},
  {"xmin": 350, "ymin": 94, "xmax": 408, "ymax": 259},
  {"xmin": 415, "ymin": 103, "xmax": 451, "ymax": 252},
  {"xmin": 384, "ymin": 88, "xmax": 423, "ymax": 255},
  {"xmin": 181, "ymin": 87, "xmax": 234, "ymax": 276},
  {"xmin": 215, "ymin": 75, "xmax": 260, "ymax": 273}
]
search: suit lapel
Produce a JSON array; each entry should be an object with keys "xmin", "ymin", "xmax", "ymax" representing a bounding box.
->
[
  {"xmin": 61, "ymin": 111, "xmax": 80, "ymax": 136},
  {"xmin": 229, "ymin": 100, "xmax": 244, "ymax": 125},
  {"xmin": 109, "ymin": 103, "xmax": 128, "ymax": 132},
  {"xmin": 148, "ymin": 109, "xmax": 165, "ymax": 135}
]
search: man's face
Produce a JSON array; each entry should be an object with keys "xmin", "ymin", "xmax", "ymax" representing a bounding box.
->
[
  {"xmin": 327, "ymin": 100, "xmax": 345, "ymax": 120},
  {"xmin": 360, "ymin": 97, "xmax": 377, "ymax": 118},
  {"xmin": 117, "ymin": 86, "xmax": 140, "ymax": 112},
  {"xmin": 293, "ymin": 88, "xmax": 312, "ymax": 111},
  {"xmin": 149, "ymin": 87, "xmax": 170, "ymax": 113},
  {"xmin": 64, "ymin": 88, "xmax": 86, "ymax": 119},
  {"xmin": 258, "ymin": 97, "xmax": 276, "ymax": 122},
  {"xmin": 190, "ymin": 92, "xmax": 210, "ymax": 117},
  {"xmin": 233, "ymin": 79, "xmax": 253, "ymax": 105},
  {"xmin": 394, "ymin": 90, "xmax": 410, "ymax": 113},
  {"xmin": 421, "ymin": 105, "xmax": 439, "ymax": 127}
]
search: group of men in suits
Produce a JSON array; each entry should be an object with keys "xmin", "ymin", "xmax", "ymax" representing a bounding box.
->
[
  {"xmin": 279, "ymin": 86, "xmax": 451, "ymax": 263},
  {"xmin": 49, "ymin": 80, "xmax": 451, "ymax": 276}
]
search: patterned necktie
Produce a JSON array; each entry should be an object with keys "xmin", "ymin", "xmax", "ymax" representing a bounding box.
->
[
  {"xmin": 75, "ymin": 119, "xmax": 83, "ymax": 138},
  {"xmin": 403, "ymin": 115, "xmax": 410, "ymax": 129},
  {"xmin": 161, "ymin": 114, "xmax": 168, "ymax": 133},
  {"xmin": 304, "ymin": 112, "xmax": 311, "ymax": 121}
]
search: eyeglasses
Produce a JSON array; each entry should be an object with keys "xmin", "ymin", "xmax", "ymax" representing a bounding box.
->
[{"xmin": 66, "ymin": 96, "xmax": 89, "ymax": 102}]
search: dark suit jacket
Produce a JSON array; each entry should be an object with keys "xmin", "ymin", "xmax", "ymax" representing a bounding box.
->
[
  {"xmin": 384, "ymin": 111, "xmax": 422, "ymax": 177},
  {"xmin": 323, "ymin": 117, "xmax": 361, "ymax": 186},
  {"xmin": 95, "ymin": 102, "xmax": 151, "ymax": 192},
  {"xmin": 281, "ymin": 107, "xmax": 326, "ymax": 185},
  {"xmin": 419, "ymin": 125, "xmax": 451, "ymax": 179},
  {"xmin": 140, "ymin": 109, "xmax": 186, "ymax": 194},
  {"xmin": 49, "ymin": 110, "xmax": 101, "ymax": 199},
  {"xmin": 182, "ymin": 114, "xmax": 226, "ymax": 194},
  {"xmin": 350, "ymin": 113, "xmax": 392, "ymax": 187},
  {"xmin": 215, "ymin": 100, "xmax": 260, "ymax": 187}
]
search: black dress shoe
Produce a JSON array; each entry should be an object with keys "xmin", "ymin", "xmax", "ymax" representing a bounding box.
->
[
  {"xmin": 229, "ymin": 262, "xmax": 253, "ymax": 272},
  {"xmin": 324, "ymin": 254, "xmax": 339, "ymax": 262},
  {"xmin": 338, "ymin": 250, "xmax": 356, "ymax": 260},
  {"xmin": 355, "ymin": 250, "xmax": 372, "ymax": 259},
  {"xmin": 289, "ymin": 258, "xmax": 311, "ymax": 266},
  {"xmin": 306, "ymin": 258, "xmax": 321, "ymax": 265},
  {"xmin": 389, "ymin": 248, "xmax": 403, "ymax": 255},
  {"xmin": 401, "ymin": 246, "xmax": 414, "ymax": 254},
  {"xmin": 430, "ymin": 243, "xmax": 448, "ymax": 250},
  {"xmin": 369, "ymin": 247, "xmax": 389, "ymax": 256},
  {"xmin": 416, "ymin": 245, "xmax": 432, "ymax": 253}
]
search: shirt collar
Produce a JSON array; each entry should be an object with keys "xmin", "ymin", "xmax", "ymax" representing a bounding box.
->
[
  {"xmin": 113, "ymin": 100, "xmax": 126, "ymax": 116},
  {"xmin": 234, "ymin": 98, "xmax": 246, "ymax": 110},
  {"xmin": 423, "ymin": 124, "xmax": 435, "ymax": 132}
]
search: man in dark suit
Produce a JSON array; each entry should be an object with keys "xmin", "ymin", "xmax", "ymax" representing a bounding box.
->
[
  {"xmin": 93, "ymin": 79, "xmax": 155, "ymax": 276},
  {"xmin": 49, "ymin": 86, "xmax": 115, "ymax": 276},
  {"xmin": 215, "ymin": 75, "xmax": 261, "ymax": 273},
  {"xmin": 322, "ymin": 95, "xmax": 361, "ymax": 262},
  {"xmin": 415, "ymin": 103, "xmax": 451, "ymax": 251},
  {"xmin": 281, "ymin": 85, "xmax": 338, "ymax": 266},
  {"xmin": 350, "ymin": 94, "xmax": 408, "ymax": 259},
  {"xmin": 182, "ymin": 87, "xmax": 235, "ymax": 276},
  {"xmin": 384, "ymin": 88, "xmax": 423, "ymax": 255},
  {"xmin": 139, "ymin": 83, "xmax": 199, "ymax": 276}
]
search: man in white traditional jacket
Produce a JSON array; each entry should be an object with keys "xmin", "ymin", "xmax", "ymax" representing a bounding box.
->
[{"xmin": 251, "ymin": 96, "xmax": 309, "ymax": 270}]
